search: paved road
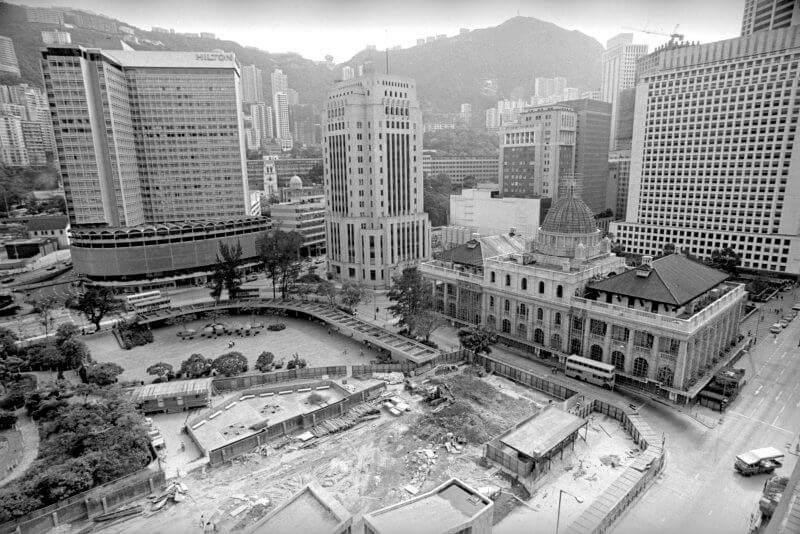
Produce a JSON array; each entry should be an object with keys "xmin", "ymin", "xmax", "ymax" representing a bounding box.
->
[{"xmin": 614, "ymin": 289, "xmax": 800, "ymax": 534}]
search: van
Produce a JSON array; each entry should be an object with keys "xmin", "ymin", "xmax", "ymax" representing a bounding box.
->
[
  {"xmin": 792, "ymin": 303, "xmax": 800, "ymax": 312},
  {"xmin": 770, "ymin": 324, "xmax": 783, "ymax": 334}
]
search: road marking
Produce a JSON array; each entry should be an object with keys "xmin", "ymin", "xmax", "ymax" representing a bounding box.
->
[
  {"xmin": 778, "ymin": 405, "xmax": 786, "ymax": 415},
  {"xmin": 773, "ymin": 415, "xmax": 781, "ymax": 425},
  {"xmin": 781, "ymin": 351, "xmax": 788, "ymax": 359},
  {"xmin": 755, "ymin": 385, "xmax": 763, "ymax": 396},
  {"xmin": 776, "ymin": 391, "xmax": 783, "ymax": 401},
  {"xmin": 725, "ymin": 410, "xmax": 794, "ymax": 434},
  {"xmin": 780, "ymin": 369, "xmax": 786, "ymax": 377}
]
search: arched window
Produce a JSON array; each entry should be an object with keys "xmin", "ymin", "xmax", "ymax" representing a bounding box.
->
[
  {"xmin": 502, "ymin": 319, "xmax": 511, "ymax": 333},
  {"xmin": 557, "ymin": 285, "xmax": 563, "ymax": 298},
  {"xmin": 550, "ymin": 333, "xmax": 562, "ymax": 350},
  {"xmin": 534, "ymin": 328, "xmax": 544, "ymax": 344},
  {"xmin": 521, "ymin": 278, "xmax": 527, "ymax": 290},
  {"xmin": 570, "ymin": 338, "xmax": 582, "ymax": 354},
  {"xmin": 657, "ymin": 366, "xmax": 674, "ymax": 387},
  {"xmin": 537, "ymin": 308, "xmax": 544, "ymax": 321},
  {"xmin": 590, "ymin": 345, "xmax": 603, "ymax": 362},
  {"xmin": 517, "ymin": 323, "xmax": 527, "ymax": 337},
  {"xmin": 487, "ymin": 315, "xmax": 496, "ymax": 328},
  {"xmin": 633, "ymin": 357, "xmax": 649, "ymax": 378},
  {"xmin": 538, "ymin": 281, "xmax": 545, "ymax": 293},
  {"xmin": 505, "ymin": 274, "xmax": 511, "ymax": 286},
  {"xmin": 555, "ymin": 312, "xmax": 561, "ymax": 326},
  {"xmin": 504, "ymin": 300, "xmax": 511, "ymax": 313},
  {"xmin": 489, "ymin": 296, "xmax": 495, "ymax": 308},
  {"xmin": 518, "ymin": 303, "xmax": 527, "ymax": 317},
  {"xmin": 611, "ymin": 351, "xmax": 625, "ymax": 372},
  {"xmin": 490, "ymin": 271, "xmax": 496, "ymax": 283}
]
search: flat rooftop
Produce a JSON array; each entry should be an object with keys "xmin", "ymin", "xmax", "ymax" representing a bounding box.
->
[
  {"xmin": 500, "ymin": 406, "xmax": 586, "ymax": 458},
  {"xmin": 190, "ymin": 385, "xmax": 346, "ymax": 451},
  {"xmin": 247, "ymin": 481, "xmax": 351, "ymax": 534},
  {"xmin": 130, "ymin": 378, "xmax": 212, "ymax": 403},
  {"xmin": 366, "ymin": 479, "xmax": 491, "ymax": 534}
]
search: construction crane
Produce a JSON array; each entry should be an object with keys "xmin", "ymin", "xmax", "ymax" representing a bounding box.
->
[{"xmin": 622, "ymin": 24, "xmax": 685, "ymax": 45}]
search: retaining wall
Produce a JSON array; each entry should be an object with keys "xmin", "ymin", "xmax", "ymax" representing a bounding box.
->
[
  {"xmin": 205, "ymin": 382, "xmax": 385, "ymax": 466},
  {"xmin": 211, "ymin": 366, "xmax": 347, "ymax": 392},
  {"xmin": 0, "ymin": 469, "xmax": 165, "ymax": 534}
]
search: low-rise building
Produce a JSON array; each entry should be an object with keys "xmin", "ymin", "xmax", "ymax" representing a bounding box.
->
[
  {"xmin": 25, "ymin": 215, "xmax": 69, "ymax": 249},
  {"xmin": 247, "ymin": 481, "xmax": 352, "ymax": 534},
  {"xmin": 422, "ymin": 155, "xmax": 499, "ymax": 185},
  {"xmin": 422, "ymin": 192, "xmax": 745, "ymax": 404},
  {"xmin": 69, "ymin": 217, "xmax": 270, "ymax": 291},
  {"xmin": 274, "ymin": 157, "xmax": 321, "ymax": 188},
  {"xmin": 270, "ymin": 197, "xmax": 326, "ymax": 257},
  {"xmin": 363, "ymin": 478, "xmax": 493, "ymax": 534},
  {"xmin": 4, "ymin": 237, "xmax": 58, "ymax": 259},
  {"xmin": 450, "ymin": 188, "xmax": 550, "ymax": 238},
  {"xmin": 130, "ymin": 378, "xmax": 213, "ymax": 414}
]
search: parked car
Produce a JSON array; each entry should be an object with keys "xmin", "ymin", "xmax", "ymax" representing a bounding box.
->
[
  {"xmin": 779, "ymin": 320, "xmax": 789, "ymax": 328},
  {"xmin": 770, "ymin": 324, "xmax": 783, "ymax": 334}
]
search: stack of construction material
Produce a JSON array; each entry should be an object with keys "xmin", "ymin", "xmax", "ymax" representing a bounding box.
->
[
  {"xmin": 149, "ymin": 481, "xmax": 189, "ymax": 511},
  {"xmin": 310, "ymin": 402, "xmax": 381, "ymax": 438}
]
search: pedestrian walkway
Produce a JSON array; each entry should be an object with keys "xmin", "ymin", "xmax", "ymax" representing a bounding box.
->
[{"xmin": 0, "ymin": 413, "xmax": 39, "ymax": 488}]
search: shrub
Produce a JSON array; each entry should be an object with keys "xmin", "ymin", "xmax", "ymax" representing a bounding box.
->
[
  {"xmin": 0, "ymin": 391, "xmax": 24, "ymax": 410},
  {"xmin": 117, "ymin": 321, "xmax": 153, "ymax": 350},
  {"xmin": 0, "ymin": 410, "xmax": 17, "ymax": 430},
  {"xmin": 180, "ymin": 354, "xmax": 212, "ymax": 378},
  {"xmin": 267, "ymin": 323, "xmax": 286, "ymax": 331},
  {"xmin": 255, "ymin": 351, "xmax": 275, "ymax": 372},
  {"xmin": 212, "ymin": 352, "xmax": 248, "ymax": 377},
  {"xmin": 83, "ymin": 362, "xmax": 124, "ymax": 386}
]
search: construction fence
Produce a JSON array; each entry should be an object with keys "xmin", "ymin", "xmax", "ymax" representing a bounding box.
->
[
  {"xmin": 0, "ymin": 468, "xmax": 165, "ymax": 534},
  {"xmin": 206, "ymin": 382, "xmax": 385, "ymax": 466},
  {"xmin": 212, "ymin": 366, "xmax": 347, "ymax": 392},
  {"xmin": 470, "ymin": 352, "xmax": 577, "ymax": 400},
  {"xmin": 351, "ymin": 349, "xmax": 468, "ymax": 378}
]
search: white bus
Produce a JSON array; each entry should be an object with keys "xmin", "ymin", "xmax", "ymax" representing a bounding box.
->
[
  {"xmin": 565, "ymin": 355, "xmax": 616, "ymax": 390},
  {"xmin": 125, "ymin": 291, "xmax": 171, "ymax": 313}
]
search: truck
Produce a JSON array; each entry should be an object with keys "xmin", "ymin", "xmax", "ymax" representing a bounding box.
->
[{"xmin": 734, "ymin": 447, "xmax": 784, "ymax": 476}]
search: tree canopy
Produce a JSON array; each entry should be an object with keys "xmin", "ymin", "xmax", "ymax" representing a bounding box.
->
[
  {"xmin": 458, "ymin": 325, "xmax": 498, "ymax": 356},
  {"xmin": 180, "ymin": 353, "xmax": 212, "ymax": 378},
  {"xmin": 67, "ymin": 288, "xmax": 119, "ymax": 332},
  {"xmin": 387, "ymin": 267, "xmax": 443, "ymax": 342},
  {"xmin": 210, "ymin": 241, "xmax": 244, "ymax": 301},
  {"xmin": 257, "ymin": 229, "xmax": 304, "ymax": 299},
  {"xmin": 212, "ymin": 352, "xmax": 248, "ymax": 377},
  {"xmin": 706, "ymin": 247, "xmax": 742, "ymax": 276}
]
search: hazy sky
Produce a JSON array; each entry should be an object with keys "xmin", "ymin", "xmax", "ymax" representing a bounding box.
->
[{"xmin": 15, "ymin": 0, "xmax": 744, "ymax": 61}]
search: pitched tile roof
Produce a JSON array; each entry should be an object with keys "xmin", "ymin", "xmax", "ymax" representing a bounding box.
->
[
  {"xmin": 437, "ymin": 233, "xmax": 526, "ymax": 268},
  {"xmin": 588, "ymin": 254, "xmax": 729, "ymax": 306}
]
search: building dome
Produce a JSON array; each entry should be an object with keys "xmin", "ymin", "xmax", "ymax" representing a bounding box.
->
[
  {"xmin": 288, "ymin": 175, "xmax": 303, "ymax": 189},
  {"xmin": 540, "ymin": 195, "xmax": 597, "ymax": 234}
]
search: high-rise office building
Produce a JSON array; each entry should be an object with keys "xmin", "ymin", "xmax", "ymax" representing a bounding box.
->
[
  {"xmin": 601, "ymin": 33, "xmax": 648, "ymax": 150},
  {"xmin": 271, "ymin": 69, "xmax": 292, "ymax": 150},
  {"xmin": 611, "ymin": 26, "xmax": 800, "ymax": 275},
  {"xmin": 250, "ymin": 102, "xmax": 273, "ymax": 146},
  {"xmin": 342, "ymin": 66, "xmax": 355, "ymax": 80},
  {"xmin": 741, "ymin": 0, "xmax": 799, "ymax": 35},
  {"xmin": 560, "ymin": 99, "xmax": 611, "ymax": 215},
  {"xmin": 241, "ymin": 64, "xmax": 263, "ymax": 104},
  {"xmin": 41, "ymin": 46, "xmax": 248, "ymax": 227},
  {"xmin": 0, "ymin": 37, "xmax": 21, "ymax": 77},
  {"xmin": 485, "ymin": 107, "xmax": 499, "ymax": 132},
  {"xmin": 323, "ymin": 73, "xmax": 431, "ymax": 286},
  {"xmin": 498, "ymin": 105, "xmax": 576, "ymax": 200}
]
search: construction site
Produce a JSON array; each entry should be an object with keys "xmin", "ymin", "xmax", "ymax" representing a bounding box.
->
[{"xmin": 83, "ymin": 358, "xmax": 653, "ymax": 534}]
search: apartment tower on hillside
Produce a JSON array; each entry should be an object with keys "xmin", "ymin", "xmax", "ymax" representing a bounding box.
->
[{"xmin": 323, "ymin": 73, "xmax": 431, "ymax": 287}]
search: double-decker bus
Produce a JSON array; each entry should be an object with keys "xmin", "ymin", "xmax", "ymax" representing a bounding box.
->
[
  {"xmin": 125, "ymin": 290, "xmax": 171, "ymax": 313},
  {"xmin": 565, "ymin": 355, "xmax": 616, "ymax": 390}
]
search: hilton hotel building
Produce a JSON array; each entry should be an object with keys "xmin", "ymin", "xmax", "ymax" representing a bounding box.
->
[
  {"xmin": 323, "ymin": 73, "xmax": 430, "ymax": 287},
  {"xmin": 41, "ymin": 46, "xmax": 249, "ymax": 227},
  {"xmin": 611, "ymin": 25, "xmax": 800, "ymax": 276}
]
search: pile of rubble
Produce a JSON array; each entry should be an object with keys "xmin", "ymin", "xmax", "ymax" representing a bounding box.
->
[
  {"xmin": 373, "ymin": 372, "xmax": 404, "ymax": 384},
  {"xmin": 149, "ymin": 481, "xmax": 189, "ymax": 511},
  {"xmin": 309, "ymin": 401, "xmax": 381, "ymax": 438},
  {"xmin": 403, "ymin": 448, "xmax": 439, "ymax": 495}
]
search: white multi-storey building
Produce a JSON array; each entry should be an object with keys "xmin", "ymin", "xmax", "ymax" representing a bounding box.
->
[
  {"xmin": 498, "ymin": 105, "xmax": 576, "ymax": 200},
  {"xmin": 0, "ymin": 115, "xmax": 29, "ymax": 167},
  {"xmin": 611, "ymin": 26, "xmax": 800, "ymax": 275},
  {"xmin": 41, "ymin": 30, "xmax": 71, "ymax": 45},
  {"xmin": 41, "ymin": 46, "xmax": 249, "ymax": 227},
  {"xmin": 341, "ymin": 66, "xmax": 355, "ymax": 81},
  {"xmin": 601, "ymin": 33, "xmax": 648, "ymax": 150},
  {"xmin": 323, "ymin": 73, "xmax": 431, "ymax": 287},
  {"xmin": 270, "ymin": 69, "xmax": 292, "ymax": 149},
  {"xmin": 241, "ymin": 64, "xmax": 263, "ymax": 104},
  {"xmin": 0, "ymin": 36, "xmax": 20, "ymax": 77}
]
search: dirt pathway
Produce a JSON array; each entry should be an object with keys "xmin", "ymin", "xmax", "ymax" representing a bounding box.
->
[{"xmin": 0, "ymin": 412, "xmax": 38, "ymax": 487}]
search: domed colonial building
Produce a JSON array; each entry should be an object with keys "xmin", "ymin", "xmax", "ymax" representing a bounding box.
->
[{"xmin": 421, "ymin": 190, "xmax": 746, "ymax": 405}]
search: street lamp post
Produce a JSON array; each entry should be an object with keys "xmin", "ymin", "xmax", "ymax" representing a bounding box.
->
[{"xmin": 556, "ymin": 489, "xmax": 583, "ymax": 534}]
